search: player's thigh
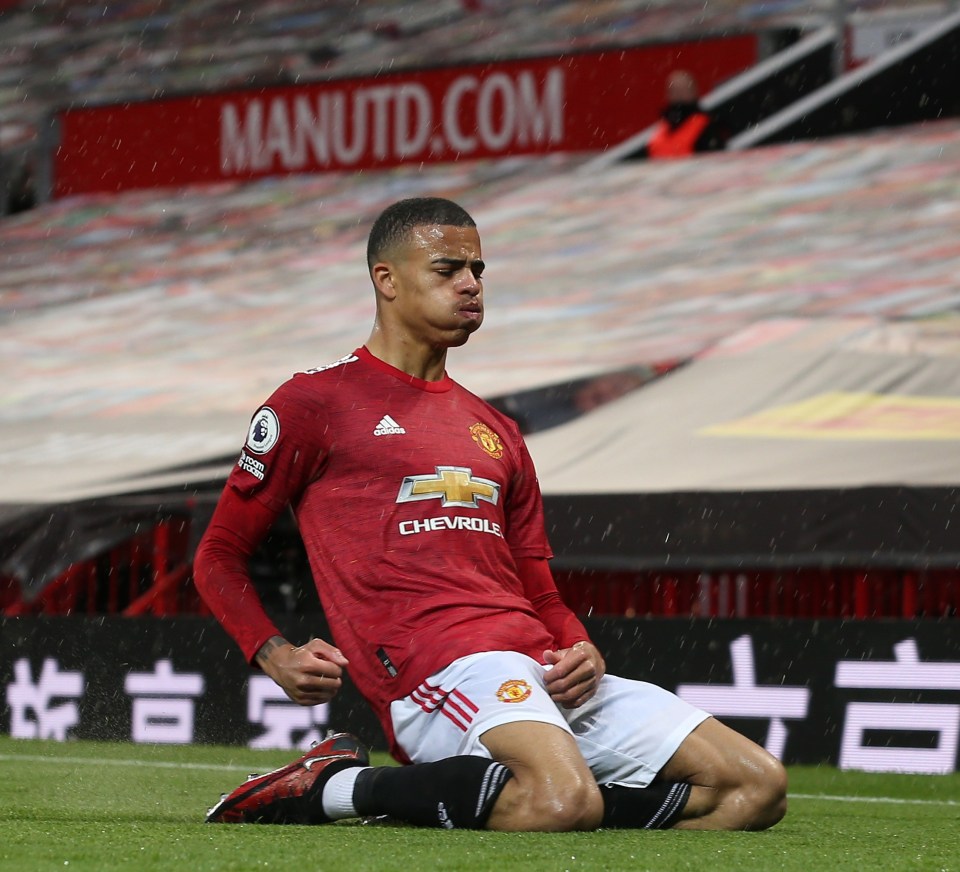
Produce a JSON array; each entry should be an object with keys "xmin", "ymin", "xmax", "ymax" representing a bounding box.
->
[
  {"xmin": 565, "ymin": 673, "xmax": 708, "ymax": 787},
  {"xmin": 658, "ymin": 716, "xmax": 784, "ymax": 791},
  {"xmin": 481, "ymin": 718, "xmax": 594, "ymax": 782},
  {"xmin": 481, "ymin": 719, "xmax": 602, "ymax": 831}
]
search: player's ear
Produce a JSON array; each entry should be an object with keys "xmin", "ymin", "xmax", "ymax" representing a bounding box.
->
[{"xmin": 371, "ymin": 262, "xmax": 397, "ymax": 301}]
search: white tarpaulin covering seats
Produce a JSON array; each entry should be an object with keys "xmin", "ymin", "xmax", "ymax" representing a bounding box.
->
[{"xmin": 3, "ymin": 122, "xmax": 960, "ymax": 590}]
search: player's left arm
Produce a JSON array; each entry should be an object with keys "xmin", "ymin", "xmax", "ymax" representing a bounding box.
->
[
  {"xmin": 518, "ymin": 556, "xmax": 606, "ymax": 708},
  {"xmin": 504, "ymin": 432, "xmax": 606, "ymax": 707}
]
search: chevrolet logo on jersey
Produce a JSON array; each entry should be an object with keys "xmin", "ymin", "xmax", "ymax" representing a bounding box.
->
[{"xmin": 397, "ymin": 466, "xmax": 500, "ymax": 509}]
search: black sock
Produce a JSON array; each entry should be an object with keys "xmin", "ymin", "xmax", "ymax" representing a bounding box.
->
[
  {"xmin": 353, "ymin": 756, "xmax": 513, "ymax": 829},
  {"xmin": 600, "ymin": 782, "xmax": 691, "ymax": 829}
]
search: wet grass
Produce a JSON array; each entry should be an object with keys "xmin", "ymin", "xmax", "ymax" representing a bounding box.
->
[{"xmin": 2, "ymin": 736, "xmax": 958, "ymax": 871}]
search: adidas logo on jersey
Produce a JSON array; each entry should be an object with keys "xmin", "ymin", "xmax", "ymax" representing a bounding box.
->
[{"xmin": 374, "ymin": 415, "xmax": 406, "ymax": 436}]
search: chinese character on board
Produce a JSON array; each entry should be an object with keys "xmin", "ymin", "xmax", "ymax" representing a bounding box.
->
[
  {"xmin": 676, "ymin": 635, "xmax": 810, "ymax": 760},
  {"xmin": 124, "ymin": 659, "xmax": 205, "ymax": 744},
  {"xmin": 5, "ymin": 658, "xmax": 85, "ymax": 741},
  {"xmin": 247, "ymin": 674, "xmax": 330, "ymax": 750},
  {"xmin": 835, "ymin": 638, "xmax": 960, "ymax": 774}
]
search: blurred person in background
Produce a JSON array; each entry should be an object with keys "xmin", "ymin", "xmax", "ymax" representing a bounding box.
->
[{"xmin": 642, "ymin": 70, "xmax": 728, "ymax": 159}]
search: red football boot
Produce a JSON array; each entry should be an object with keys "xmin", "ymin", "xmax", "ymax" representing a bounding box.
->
[{"xmin": 206, "ymin": 732, "xmax": 369, "ymax": 824}]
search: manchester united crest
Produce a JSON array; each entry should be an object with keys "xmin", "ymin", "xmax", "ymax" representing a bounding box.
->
[
  {"xmin": 470, "ymin": 422, "xmax": 504, "ymax": 459},
  {"xmin": 496, "ymin": 679, "xmax": 532, "ymax": 704}
]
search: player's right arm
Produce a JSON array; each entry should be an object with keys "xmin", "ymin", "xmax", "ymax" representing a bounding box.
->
[
  {"xmin": 193, "ymin": 378, "xmax": 345, "ymax": 706},
  {"xmin": 193, "ymin": 488, "xmax": 347, "ymax": 706}
]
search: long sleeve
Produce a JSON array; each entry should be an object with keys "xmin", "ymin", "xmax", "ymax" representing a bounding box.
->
[
  {"xmin": 193, "ymin": 487, "xmax": 286, "ymax": 663},
  {"xmin": 517, "ymin": 556, "xmax": 590, "ymax": 650}
]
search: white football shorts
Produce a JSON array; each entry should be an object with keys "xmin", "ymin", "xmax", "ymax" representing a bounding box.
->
[{"xmin": 390, "ymin": 650, "xmax": 709, "ymax": 787}]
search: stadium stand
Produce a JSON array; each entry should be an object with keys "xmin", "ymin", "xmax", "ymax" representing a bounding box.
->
[
  {"xmin": 2, "ymin": 1, "xmax": 959, "ymax": 620},
  {"xmin": 4, "ymin": 117, "xmax": 960, "ymax": 616},
  {"xmin": 0, "ymin": 0, "xmax": 814, "ymax": 151},
  {"xmin": 2, "ymin": 0, "xmax": 954, "ymax": 204}
]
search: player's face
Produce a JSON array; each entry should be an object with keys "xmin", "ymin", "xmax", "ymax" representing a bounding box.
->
[{"xmin": 389, "ymin": 224, "xmax": 485, "ymax": 348}]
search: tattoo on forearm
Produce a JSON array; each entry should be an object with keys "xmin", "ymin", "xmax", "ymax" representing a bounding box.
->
[{"xmin": 255, "ymin": 635, "xmax": 288, "ymax": 665}]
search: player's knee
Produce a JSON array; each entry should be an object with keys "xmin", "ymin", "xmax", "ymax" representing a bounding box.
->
[
  {"xmin": 499, "ymin": 773, "xmax": 603, "ymax": 831},
  {"xmin": 530, "ymin": 776, "xmax": 603, "ymax": 831},
  {"xmin": 736, "ymin": 755, "xmax": 788, "ymax": 830},
  {"xmin": 753, "ymin": 757, "xmax": 788, "ymax": 829}
]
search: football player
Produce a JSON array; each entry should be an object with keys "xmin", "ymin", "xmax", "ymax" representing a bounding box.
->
[{"xmin": 196, "ymin": 197, "xmax": 786, "ymax": 831}]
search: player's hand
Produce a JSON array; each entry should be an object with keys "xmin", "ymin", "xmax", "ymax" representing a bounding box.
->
[
  {"xmin": 542, "ymin": 641, "xmax": 605, "ymax": 709},
  {"xmin": 256, "ymin": 635, "xmax": 348, "ymax": 706}
]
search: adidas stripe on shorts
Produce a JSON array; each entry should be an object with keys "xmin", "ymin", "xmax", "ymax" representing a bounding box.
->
[{"xmin": 390, "ymin": 650, "xmax": 710, "ymax": 787}]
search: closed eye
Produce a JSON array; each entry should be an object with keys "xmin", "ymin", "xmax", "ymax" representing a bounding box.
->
[{"xmin": 433, "ymin": 257, "xmax": 485, "ymax": 279}]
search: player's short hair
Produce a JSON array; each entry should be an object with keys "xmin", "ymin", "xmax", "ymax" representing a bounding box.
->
[{"xmin": 367, "ymin": 197, "xmax": 476, "ymax": 270}]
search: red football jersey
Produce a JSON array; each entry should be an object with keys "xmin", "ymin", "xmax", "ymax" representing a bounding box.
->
[{"xmin": 224, "ymin": 347, "xmax": 556, "ymax": 744}]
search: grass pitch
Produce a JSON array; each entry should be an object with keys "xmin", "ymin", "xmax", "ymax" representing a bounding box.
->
[{"xmin": 2, "ymin": 735, "xmax": 958, "ymax": 872}]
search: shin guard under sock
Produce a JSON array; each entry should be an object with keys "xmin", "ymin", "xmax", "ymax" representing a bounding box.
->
[
  {"xmin": 353, "ymin": 756, "xmax": 512, "ymax": 829},
  {"xmin": 600, "ymin": 782, "xmax": 691, "ymax": 829}
]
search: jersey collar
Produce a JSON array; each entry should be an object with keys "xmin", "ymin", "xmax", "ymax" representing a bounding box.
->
[{"xmin": 356, "ymin": 346, "xmax": 454, "ymax": 393}]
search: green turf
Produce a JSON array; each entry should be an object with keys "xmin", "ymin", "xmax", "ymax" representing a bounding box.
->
[{"xmin": 2, "ymin": 735, "xmax": 958, "ymax": 872}]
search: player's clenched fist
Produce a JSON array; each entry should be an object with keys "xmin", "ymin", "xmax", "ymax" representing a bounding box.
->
[
  {"xmin": 542, "ymin": 640, "xmax": 606, "ymax": 709},
  {"xmin": 256, "ymin": 635, "xmax": 349, "ymax": 706}
]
